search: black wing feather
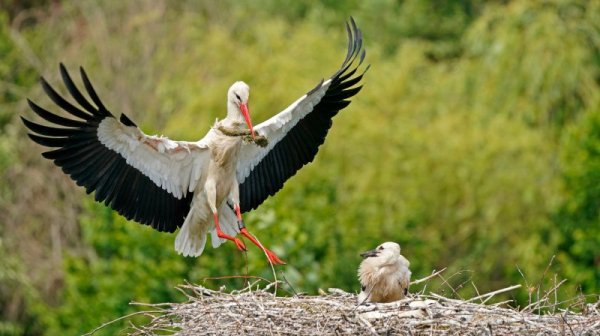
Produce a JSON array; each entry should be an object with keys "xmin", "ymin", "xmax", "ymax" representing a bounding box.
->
[
  {"xmin": 22, "ymin": 65, "xmax": 192, "ymax": 233},
  {"xmin": 59, "ymin": 63, "xmax": 102, "ymax": 115},
  {"xmin": 79, "ymin": 66, "xmax": 110, "ymax": 115},
  {"xmin": 20, "ymin": 117, "xmax": 79, "ymax": 137},
  {"xmin": 239, "ymin": 18, "xmax": 368, "ymax": 212},
  {"xmin": 40, "ymin": 77, "xmax": 94, "ymax": 120},
  {"xmin": 27, "ymin": 99, "xmax": 89, "ymax": 128}
]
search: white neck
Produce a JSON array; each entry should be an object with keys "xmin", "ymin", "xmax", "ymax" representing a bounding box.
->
[{"xmin": 224, "ymin": 101, "xmax": 244, "ymax": 126}]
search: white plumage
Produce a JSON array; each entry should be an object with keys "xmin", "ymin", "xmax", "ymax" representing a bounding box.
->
[
  {"xmin": 358, "ymin": 242, "xmax": 411, "ymax": 303},
  {"xmin": 97, "ymin": 117, "xmax": 209, "ymax": 199}
]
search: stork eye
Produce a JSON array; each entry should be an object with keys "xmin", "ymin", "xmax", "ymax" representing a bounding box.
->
[
  {"xmin": 235, "ymin": 93, "xmax": 241, "ymax": 101},
  {"xmin": 378, "ymin": 246, "xmax": 384, "ymax": 251}
]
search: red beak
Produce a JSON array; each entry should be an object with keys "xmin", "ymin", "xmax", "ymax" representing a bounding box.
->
[{"xmin": 240, "ymin": 103, "xmax": 255, "ymax": 139}]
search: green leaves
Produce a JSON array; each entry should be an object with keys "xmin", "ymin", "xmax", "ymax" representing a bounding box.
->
[{"xmin": 555, "ymin": 109, "xmax": 600, "ymax": 293}]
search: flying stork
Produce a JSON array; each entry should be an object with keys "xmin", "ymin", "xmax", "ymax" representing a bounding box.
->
[{"xmin": 21, "ymin": 18, "xmax": 367, "ymax": 265}]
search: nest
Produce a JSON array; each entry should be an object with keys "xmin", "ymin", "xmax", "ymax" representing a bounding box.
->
[{"xmin": 117, "ymin": 281, "xmax": 600, "ymax": 336}]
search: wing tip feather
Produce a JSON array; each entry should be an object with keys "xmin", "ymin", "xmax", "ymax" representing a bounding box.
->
[
  {"xmin": 334, "ymin": 17, "xmax": 366, "ymax": 79},
  {"xmin": 119, "ymin": 113, "xmax": 137, "ymax": 127},
  {"xmin": 306, "ymin": 79, "xmax": 325, "ymax": 96}
]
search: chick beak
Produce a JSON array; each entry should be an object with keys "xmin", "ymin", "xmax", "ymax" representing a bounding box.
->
[{"xmin": 360, "ymin": 249, "xmax": 379, "ymax": 259}]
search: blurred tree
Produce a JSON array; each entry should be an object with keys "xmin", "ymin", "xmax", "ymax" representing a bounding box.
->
[
  {"xmin": 34, "ymin": 200, "xmax": 203, "ymax": 335},
  {"xmin": 461, "ymin": 0, "xmax": 599, "ymax": 128},
  {"xmin": 0, "ymin": 238, "xmax": 35, "ymax": 336},
  {"xmin": 0, "ymin": 12, "xmax": 37, "ymax": 131},
  {"xmin": 0, "ymin": 0, "xmax": 54, "ymax": 22},
  {"xmin": 555, "ymin": 108, "xmax": 600, "ymax": 294},
  {"xmin": 0, "ymin": 10, "xmax": 45, "ymax": 336}
]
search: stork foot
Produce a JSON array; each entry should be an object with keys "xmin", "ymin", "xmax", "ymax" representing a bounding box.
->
[
  {"xmin": 214, "ymin": 213, "xmax": 247, "ymax": 251},
  {"xmin": 217, "ymin": 232, "xmax": 247, "ymax": 251},
  {"xmin": 239, "ymin": 227, "xmax": 286, "ymax": 265},
  {"xmin": 263, "ymin": 248, "xmax": 286, "ymax": 265},
  {"xmin": 232, "ymin": 237, "xmax": 247, "ymax": 251}
]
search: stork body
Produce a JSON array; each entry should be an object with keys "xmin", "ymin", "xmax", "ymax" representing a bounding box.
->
[
  {"xmin": 175, "ymin": 121, "xmax": 244, "ymax": 258},
  {"xmin": 22, "ymin": 19, "xmax": 367, "ymax": 264},
  {"xmin": 358, "ymin": 242, "xmax": 411, "ymax": 303}
]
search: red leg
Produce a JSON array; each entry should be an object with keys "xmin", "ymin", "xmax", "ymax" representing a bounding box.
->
[
  {"xmin": 214, "ymin": 212, "xmax": 246, "ymax": 251},
  {"xmin": 234, "ymin": 205, "xmax": 285, "ymax": 265}
]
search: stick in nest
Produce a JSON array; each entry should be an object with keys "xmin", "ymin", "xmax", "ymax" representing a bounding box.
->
[{"xmin": 217, "ymin": 124, "xmax": 268, "ymax": 147}]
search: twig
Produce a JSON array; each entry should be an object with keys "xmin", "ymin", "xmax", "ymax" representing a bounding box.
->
[
  {"xmin": 516, "ymin": 264, "xmax": 532, "ymax": 309},
  {"xmin": 217, "ymin": 124, "xmax": 251, "ymax": 137},
  {"xmin": 129, "ymin": 301, "xmax": 172, "ymax": 308},
  {"xmin": 410, "ymin": 268, "xmax": 447, "ymax": 285},
  {"xmin": 356, "ymin": 315, "xmax": 378, "ymax": 335},
  {"xmin": 280, "ymin": 270, "xmax": 299, "ymax": 296},
  {"xmin": 467, "ymin": 284, "xmax": 522, "ymax": 304},
  {"xmin": 471, "ymin": 281, "xmax": 482, "ymax": 301},
  {"xmin": 243, "ymin": 244, "xmax": 250, "ymax": 288},
  {"xmin": 217, "ymin": 125, "xmax": 268, "ymax": 146},
  {"xmin": 83, "ymin": 310, "xmax": 163, "ymax": 336},
  {"xmin": 436, "ymin": 270, "xmax": 466, "ymax": 299},
  {"xmin": 544, "ymin": 279, "xmax": 567, "ymax": 304},
  {"xmin": 536, "ymin": 255, "xmax": 556, "ymax": 311},
  {"xmin": 202, "ymin": 275, "xmax": 271, "ymax": 283},
  {"xmin": 561, "ymin": 312, "xmax": 576, "ymax": 336}
]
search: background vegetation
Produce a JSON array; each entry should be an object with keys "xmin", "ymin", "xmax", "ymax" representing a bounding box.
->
[{"xmin": 0, "ymin": 0, "xmax": 598, "ymax": 334}]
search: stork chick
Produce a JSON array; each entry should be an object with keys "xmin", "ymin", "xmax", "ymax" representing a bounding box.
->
[{"xmin": 357, "ymin": 242, "xmax": 411, "ymax": 304}]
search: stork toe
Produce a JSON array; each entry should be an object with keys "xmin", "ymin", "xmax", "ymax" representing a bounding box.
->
[
  {"xmin": 264, "ymin": 248, "xmax": 285, "ymax": 265},
  {"xmin": 233, "ymin": 238, "xmax": 247, "ymax": 251}
]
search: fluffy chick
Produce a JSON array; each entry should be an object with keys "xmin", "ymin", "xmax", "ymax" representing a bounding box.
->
[{"xmin": 357, "ymin": 242, "xmax": 411, "ymax": 303}]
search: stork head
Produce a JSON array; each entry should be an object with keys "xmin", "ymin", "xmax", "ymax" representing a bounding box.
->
[
  {"xmin": 227, "ymin": 81, "xmax": 254, "ymax": 138},
  {"xmin": 360, "ymin": 242, "xmax": 401, "ymax": 266}
]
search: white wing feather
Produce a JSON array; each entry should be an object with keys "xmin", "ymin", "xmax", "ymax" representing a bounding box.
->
[
  {"xmin": 97, "ymin": 117, "xmax": 209, "ymax": 199},
  {"xmin": 236, "ymin": 79, "xmax": 332, "ymax": 183}
]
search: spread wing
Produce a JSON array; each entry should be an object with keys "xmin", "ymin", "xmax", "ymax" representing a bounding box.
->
[
  {"xmin": 21, "ymin": 64, "xmax": 209, "ymax": 232},
  {"xmin": 236, "ymin": 18, "xmax": 368, "ymax": 212}
]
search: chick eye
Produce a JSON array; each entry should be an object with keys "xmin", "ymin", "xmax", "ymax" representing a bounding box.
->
[{"xmin": 378, "ymin": 246, "xmax": 384, "ymax": 251}]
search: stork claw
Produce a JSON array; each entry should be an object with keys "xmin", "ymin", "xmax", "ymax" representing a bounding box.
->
[
  {"xmin": 238, "ymin": 227, "xmax": 286, "ymax": 265},
  {"xmin": 233, "ymin": 238, "xmax": 247, "ymax": 251},
  {"xmin": 214, "ymin": 213, "xmax": 247, "ymax": 251},
  {"xmin": 264, "ymin": 248, "xmax": 286, "ymax": 265}
]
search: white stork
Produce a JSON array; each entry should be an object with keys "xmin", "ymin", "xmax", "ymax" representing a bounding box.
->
[
  {"xmin": 21, "ymin": 18, "xmax": 367, "ymax": 265},
  {"xmin": 358, "ymin": 242, "xmax": 411, "ymax": 303}
]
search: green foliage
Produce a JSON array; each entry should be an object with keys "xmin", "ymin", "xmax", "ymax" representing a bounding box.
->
[
  {"xmin": 0, "ymin": 0, "xmax": 599, "ymax": 334},
  {"xmin": 0, "ymin": 12, "xmax": 41, "ymax": 334},
  {"xmin": 555, "ymin": 107, "xmax": 600, "ymax": 294},
  {"xmin": 0, "ymin": 238, "xmax": 41, "ymax": 336},
  {"xmin": 0, "ymin": 12, "xmax": 36, "ymax": 131},
  {"xmin": 34, "ymin": 200, "xmax": 201, "ymax": 335},
  {"xmin": 461, "ymin": 0, "xmax": 600, "ymax": 127},
  {"xmin": 0, "ymin": 238, "xmax": 25, "ymax": 336}
]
